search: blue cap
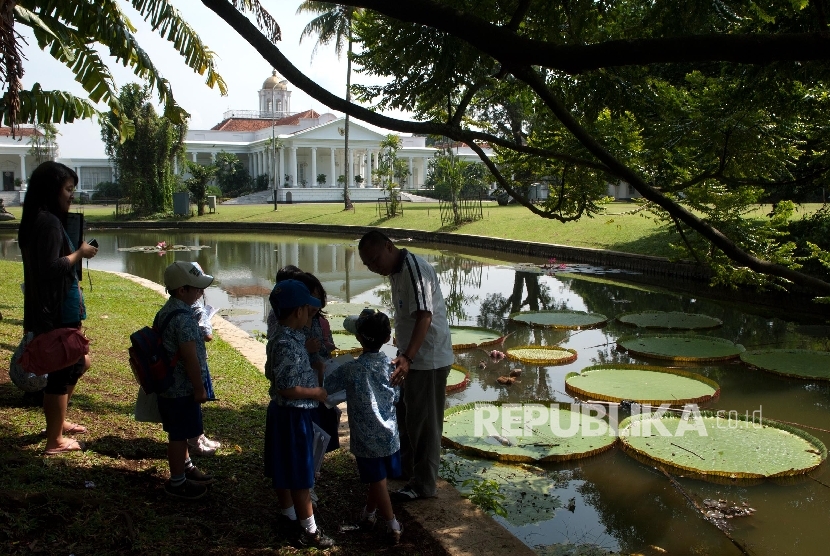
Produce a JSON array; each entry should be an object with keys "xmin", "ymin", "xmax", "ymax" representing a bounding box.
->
[{"xmin": 269, "ymin": 279, "xmax": 322, "ymax": 311}]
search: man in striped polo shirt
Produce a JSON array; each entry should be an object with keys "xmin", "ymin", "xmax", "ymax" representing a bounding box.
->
[{"xmin": 359, "ymin": 230, "xmax": 454, "ymax": 501}]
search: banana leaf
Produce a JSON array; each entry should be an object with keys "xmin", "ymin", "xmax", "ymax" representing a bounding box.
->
[
  {"xmin": 740, "ymin": 349, "xmax": 830, "ymax": 381},
  {"xmin": 565, "ymin": 364, "xmax": 719, "ymax": 406},
  {"xmin": 619, "ymin": 411, "xmax": 827, "ymax": 480},
  {"xmin": 617, "ymin": 311, "xmax": 722, "ymax": 330},
  {"xmin": 509, "ymin": 310, "xmax": 608, "ymax": 330},
  {"xmin": 617, "ymin": 334, "xmax": 744, "ymax": 362}
]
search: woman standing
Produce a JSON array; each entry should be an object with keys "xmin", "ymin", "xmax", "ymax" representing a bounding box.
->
[{"xmin": 18, "ymin": 162, "xmax": 98, "ymax": 454}]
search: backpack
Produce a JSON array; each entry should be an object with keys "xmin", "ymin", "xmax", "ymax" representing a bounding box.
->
[{"xmin": 128, "ymin": 309, "xmax": 188, "ymax": 394}]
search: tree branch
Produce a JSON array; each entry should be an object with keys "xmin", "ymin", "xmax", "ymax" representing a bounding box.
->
[
  {"xmin": 505, "ymin": 0, "xmax": 531, "ymax": 32},
  {"xmin": 201, "ymin": 0, "xmax": 611, "ymax": 175},
  {"xmin": 513, "ymin": 66, "xmax": 830, "ymax": 294},
  {"xmin": 329, "ymin": 0, "xmax": 830, "ymax": 73}
]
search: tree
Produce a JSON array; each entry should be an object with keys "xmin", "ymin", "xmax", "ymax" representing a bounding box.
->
[
  {"xmin": 185, "ymin": 160, "xmax": 218, "ymax": 216},
  {"xmin": 1, "ymin": 0, "xmax": 231, "ymax": 138},
  {"xmin": 429, "ymin": 149, "xmax": 468, "ymax": 223},
  {"xmin": 201, "ymin": 0, "xmax": 830, "ymax": 298},
  {"xmin": 214, "ymin": 151, "xmax": 251, "ymax": 198},
  {"xmin": 297, "ymin": 1, "xmax": 358, "ymax": 210},
  {"xmin": 101, "ymin": 83, "xmax": 186, "ymax": 214},
  {"xmin": 373, "ymin": 134, "xmax": 409, "ymax": 216},
  {"xmin": 27, "ymin": 121, "xmax": 59, "ymax": 165}
]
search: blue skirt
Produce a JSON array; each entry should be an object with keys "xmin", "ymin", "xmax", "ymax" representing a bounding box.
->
[{"xmin": 263, "ymin": 402, "xmax": 315, "ymax": 490}]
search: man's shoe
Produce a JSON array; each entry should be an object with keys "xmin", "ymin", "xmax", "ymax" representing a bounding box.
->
[
  {"xmin": 185, "ymin": 466, "xmax": 216, "ymax": 485},
  {"xmin": 299, "ymin": 527, "xmax": 334, "ymax": 548},
  {"xmin": 164, "ymin": 479, "xmax": 207, "ymax": 500},
  {"xmin": 390, "ymin": 487, "xmax": 422, "ymax": 502}
]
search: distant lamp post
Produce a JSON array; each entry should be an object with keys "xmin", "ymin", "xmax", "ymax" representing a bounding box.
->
[{"xmin": 271, "ymin": 82, "xmax": 278, "ymax": 211}]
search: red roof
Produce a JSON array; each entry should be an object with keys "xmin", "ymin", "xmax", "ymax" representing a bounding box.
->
[
  {"xmin": 0, "ymin": 126, "xmax": 42, "ymax": 137},
  {"xmin": 211, "ymin": 110, "xmax": 321, "ymax": 132}
]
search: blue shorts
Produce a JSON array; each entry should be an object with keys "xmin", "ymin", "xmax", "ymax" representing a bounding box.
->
[
  {"xmin": 264, "ymin": 402, "xmax": 315, "ymax": 490},
  {"xmin": 355, "ymin": 450, "xmax": 402, "ymax": 484},
  {"xmin": 157, "ymin": 395, "xmax": 203, "ymax": 442}
]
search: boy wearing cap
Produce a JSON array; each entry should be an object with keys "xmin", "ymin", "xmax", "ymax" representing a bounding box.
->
[
  {"xmin": 263, "ymin": 279, "xmax": 333, "ymax": 548},
  {"xmin": 157, "ymin": 261, "xmax": 216, "ymax": 500},
  {"xmin": 324, "ymin": 309, "xmax": 403, "ymax": 544}
]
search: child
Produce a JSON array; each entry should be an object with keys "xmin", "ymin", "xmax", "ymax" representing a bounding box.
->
[
  {"xmin": 324, "ymin": 309, "xmax": 403, "ymax": 544},
  {"xmin": 187, "ymin": 280, "xmax": 222, "ymax": 457},
  {"xmin": 266, "ymin": 265, "xmax": 303, "ymax": 341},
  {"xmin": 157, "ymin": 261, "xmax": 216, "ymax": 500},
  {"xmin": 263, "ymin": 279, "xmax": 333, "ymax": 548}
]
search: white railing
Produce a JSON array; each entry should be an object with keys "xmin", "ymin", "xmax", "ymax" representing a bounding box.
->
[{"xmin": 221, "ymin": 109, "xmax": 298, "ymax": 120}]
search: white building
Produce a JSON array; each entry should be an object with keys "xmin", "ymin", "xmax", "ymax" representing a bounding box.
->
[{"xmin": 181, "ymin": 70, "xmax": 490, "ymax": 202}]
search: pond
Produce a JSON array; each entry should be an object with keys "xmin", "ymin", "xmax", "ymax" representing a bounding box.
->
[{"xmin": 1, "ymin": 229, "xmax": 828, "ymax": 555}]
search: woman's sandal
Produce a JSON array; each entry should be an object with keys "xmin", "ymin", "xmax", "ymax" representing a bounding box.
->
[
  {"xmin": 44, "ymin": 439, "xmax": 85, "ymax": 455},
  {"xmin": 63, "ymin": 424, "xmax": 88, "ymax": 434}
]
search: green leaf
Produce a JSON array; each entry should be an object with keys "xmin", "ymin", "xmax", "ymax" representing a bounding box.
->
[
  {"xmin": 740, "ymin": 349, "xmax": 830, "ymax": 381},
  {"xmin": 509, "ymin": 310, "xmax": 608, "ymax": 329},
  {"xmin": 617, "ymin": 334, "xmax": 745, "ymax": 361},
  {"xmin": 617, "ymin": 311, "xmax": 722, "ymax": 330}
]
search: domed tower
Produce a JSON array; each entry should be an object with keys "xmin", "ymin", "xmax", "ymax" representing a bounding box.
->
[{"xmin": 259, "ymin": 70, "xmax": 291, "ymax": 117}]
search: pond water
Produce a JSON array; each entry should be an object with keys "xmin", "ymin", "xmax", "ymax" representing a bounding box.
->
[{"xmin": 1, "ymin": 229, "xmax": 829, "ymax": 555}]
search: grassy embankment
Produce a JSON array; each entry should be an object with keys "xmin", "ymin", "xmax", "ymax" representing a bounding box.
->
[
  {"xmin": 0, "ymin": 261, "xmax": 443, "ymax": 555},
  {"xmin": 1, "ymin": 201, "xmax": 674, "ymax": 257}
]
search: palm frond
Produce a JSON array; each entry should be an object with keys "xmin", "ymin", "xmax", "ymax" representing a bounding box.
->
[{"xmin": 229, "ymin": 0, "xmax": 280, "ymax": 42}]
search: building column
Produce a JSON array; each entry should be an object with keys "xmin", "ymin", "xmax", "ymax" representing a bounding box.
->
[
  {"xmin": 19, "ymin": 154, "xmax": 26, "ymax": 183},
  {"xmin": 290, "ymin": 146, "xmax": 297, "ymax": 187},
  {"xmin": 422, "ymin": 157, "xmax": 428, "ymax": 189},
  {"xmin": 367, "ymin": 151, "xmax": 373, "ymax": 187},
  {"xmin": 278, "ymin": 148, "xmax": 285, "ymax": 187},
  {"xmin": 408, "ymin": 157, "xmax": 414, "ymax": 188},
  {"xmin": 210, "ymin": 152, "xmax": 216, "ymax": 164},
  {"xmin": 310, "ymin": 147, "xmax": 317, "ymax": 187},
  {"xmin": 329, "ymin": 148, "xmax": 336, "ymax": 187}
]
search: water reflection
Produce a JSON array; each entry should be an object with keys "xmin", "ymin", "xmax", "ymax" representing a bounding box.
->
[{"xmin": 0, "ymin": 229, "xmax": 828, "ymax": 555}]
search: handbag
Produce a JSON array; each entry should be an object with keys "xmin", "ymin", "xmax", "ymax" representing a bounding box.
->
[
  {"xmin": 18, "ymin": 327, "xmax": 89, "ymax": 376},
  {"xmin": 9, "ymin": 333, "xmax": 48, "ymax": 392},
  {"xmin": 134, "ymin": 388, "xmax": 163, "ymax": 423}
]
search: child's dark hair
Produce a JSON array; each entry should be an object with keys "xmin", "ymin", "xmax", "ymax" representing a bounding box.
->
[
  {"xmin": 276, "ymin": 265, "xmax": 302, "ymax": 283},
  {"xmin": 356, "ymin": 309, "xmax": 391, "ymax": 352}
]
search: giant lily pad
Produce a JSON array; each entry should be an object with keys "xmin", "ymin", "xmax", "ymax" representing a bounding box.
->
[
  {"xmin": 446, "ymin": 365, "xmax": 470, "ymax": 394},
  {"xmin": 440, "ymin": 451, "xmax": 562, "ymax": 526},
  {"xmin": 619, "ymin": 412, "xmax": 826, "ymax": 480},
  {"xmin": 449, "ymin": 326, "xmax": 503, "ymax": 350},
  {"xmin": 740, "ymin": 349, "xmax": 830, "ymax": 381},
  {"xmin": 442, "ymin": 402, "xmax": 616, "ymax": 462},
  {"xmin": 330, "ymin": 332, "xmax": 363, "ymax": 355},
  {"xmin": 506, "ymin": 345, "xmax": 577, "ymax": 365},
  {"xmin": 617, "ymin": 311, "xmax": 722, "ymax": 330},
  {"xmin": 616, "ymin": 334, "xmax": 744, "ymax": 362},
  {"xmin": 509, "ymin": 310, "xmax": 608, "ymax": 330},
  {"xmin": 565, "ymin": 364, "xmax": 719, "ymax": 406}
]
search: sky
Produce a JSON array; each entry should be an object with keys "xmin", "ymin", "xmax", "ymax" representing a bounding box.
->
[{"xmin": 18, "ymin": 1, "xmax": 404, "ymax": 159}]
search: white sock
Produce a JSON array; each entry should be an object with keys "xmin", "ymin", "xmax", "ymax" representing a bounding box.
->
[
  {"xmin": 387, "ymin": 516, "xmax": 401, "ymax": 531},
  {"xmin": 300, "ymin": 515, "xmax": 317, "ymax": 534},
  {"xmin": 361, "ymin": 506, "xmax": 377, "ymax": 520},
  {"xmin": 281, "ymin": 506, "xmax": 297, "ymax": 521}
]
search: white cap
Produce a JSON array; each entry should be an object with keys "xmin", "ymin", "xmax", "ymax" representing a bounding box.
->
[{"xmin": 164, "ymin": 261, "xmax": 214, "ymax": 290}]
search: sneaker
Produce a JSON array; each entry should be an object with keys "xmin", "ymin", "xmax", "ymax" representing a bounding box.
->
[
  {"xmin": 188, "ymin": 435, "xmax": 218, "ymax": 456},
  {"xmin": 387, "ymin": 524, "xmax": 403, "ymax": 545},
  {"xmin": 298, "ymin": 527, "xmax": 334, "ymax": 548},
  {"xmin": 164, "ymin": 479, "xmax": 207, "ymax": 500},
  {"xmin": 185, "ymin": 466, "xmax": 216, "ymax": 485},
  {"xmin": 390, "ymin": 487, "xmax": 422, "ymax": 502},
  {"xmin": 359, "ymin": 511, "xmax": 377, "ymax": 531}
]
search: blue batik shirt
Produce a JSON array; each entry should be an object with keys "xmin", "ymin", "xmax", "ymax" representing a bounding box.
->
[
  {"xmin": 156, "ymin": 296, "xmax": 209, "ymax": 399},
  {"xmin": 324, "ymin": 351, "xmax": 400, "ymax": 458},
  {"xmin": 267, "ymin": 325, "xmax": 318, "ymax": 408}
]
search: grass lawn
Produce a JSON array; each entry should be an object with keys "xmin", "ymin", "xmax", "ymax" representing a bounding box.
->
[{"xmin": 0, "ymin": 261, "xmax": 444, "ymax": 555}]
